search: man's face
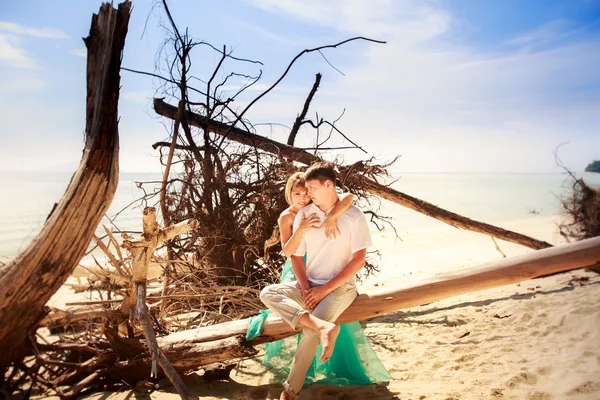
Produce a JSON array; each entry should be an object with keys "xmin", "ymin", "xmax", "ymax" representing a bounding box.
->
[{"xmin": 305, "ymin": 179, "xmax": 329, "ymax": 206}]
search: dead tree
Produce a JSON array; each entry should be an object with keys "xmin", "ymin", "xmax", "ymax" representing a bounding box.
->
[
  {"xmin": 123, "ymin": 1, "xmax": 389, "ymax": 305},
  {"xmin": 153, "ymin": 98, "xmax": 552, "ymax": 251},
  {"xmin": 555, "ymin": 151, "xmax": 600, "ymax": 274},
  {"xmin": 68, "ymin": 235, "xmax": 600, "ymax": 378},
  {"xmin": 121, "ymin": 207, "xmax": 198, "ymax": 400},
  {"xmin": 0, "ymin": 1, "xmax": 130, "ymax": 384}
]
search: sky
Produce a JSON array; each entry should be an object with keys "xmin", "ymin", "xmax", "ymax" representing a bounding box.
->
[{"xmin": 0, "ymin": 0, "xmax": 599, "ymax": 174}]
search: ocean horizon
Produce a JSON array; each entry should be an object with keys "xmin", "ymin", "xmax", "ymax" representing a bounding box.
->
[{"xmin": 1, "ymin": 170, "xmax": 598, "ymax": 259}]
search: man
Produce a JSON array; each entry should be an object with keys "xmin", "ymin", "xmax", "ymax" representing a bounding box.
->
[{"xmin": 260, "ymin": 161, "xmax": 372, "ymax": 399}]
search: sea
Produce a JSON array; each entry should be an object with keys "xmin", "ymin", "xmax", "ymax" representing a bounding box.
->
[{"xmin": 1, "ymin": 170, "xmax": 599, "ymax": 260}]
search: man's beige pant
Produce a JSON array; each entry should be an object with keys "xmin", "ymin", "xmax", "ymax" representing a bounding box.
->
[{"xmin": 260, "ymin": 280, "xmax": 357, "ymax": 398}]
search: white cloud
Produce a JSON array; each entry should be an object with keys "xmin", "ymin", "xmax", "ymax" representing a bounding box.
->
[
  {"xmin": 0, "ymin": 73, "xmax": 45, "ymax": 92},
  {"xmin": 505, "ymin": 20, "xmax": 583, "ymax": 49},
  {"xmin": 0, "ymin": 33, "xmax": 40, "ymax": 69},
  {"xmin": 71, "ymin": 48, "xmax": 87, "ymax": 58},
  {"xmin": 0, "ymin": 21, "xmax": 69, "ymax": 70},
  {"xmin": 247, "ymin": 0, "xmax": 451, "ymax": 42},
  {"xmin": 241, "ymin": 1, "xmax": 600, "ymax": 172},
  {"xmin": 222, "ymin": 15, "xmax": 300, "ymax": 47},
  {"xmin": 0, "ymin": 21, "xmax": 68, "ymax": 39}
]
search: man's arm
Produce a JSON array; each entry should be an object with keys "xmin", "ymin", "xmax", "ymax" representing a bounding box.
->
[
  {"xmin": 303, "ymin": 248, "xmax": 366, "ymax": 310},
  {"xmin": 304, "ymin": 210, "xmax": 371, "ymax": 310},
  {"xmin": 324, "ymin": 210, "xmax": 371, "ymax": 292},
  {"xmin": 322, "ymin": 248, "xmax": 366, "ymax": 292}
]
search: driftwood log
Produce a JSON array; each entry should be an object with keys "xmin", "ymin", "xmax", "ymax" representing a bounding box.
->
[
  {"xmin": 101, "ymin": 235, "xmax": 600, "ymax": 377},
  {"xmin": 153, "ymin": 98, "xmax": 552, "ymax": 251},
  {"xmin": 0, "ymin": 1, "xmax": 130, "ymax": 376}
]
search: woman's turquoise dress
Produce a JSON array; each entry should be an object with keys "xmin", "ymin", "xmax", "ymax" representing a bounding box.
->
[{"xmin": 246, "ymin": 258, "xmax": 391, "ymax": 386}]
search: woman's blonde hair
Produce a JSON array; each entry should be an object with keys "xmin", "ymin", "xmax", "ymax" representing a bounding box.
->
[
  {"xmin": 264, "ymin": 172, "xmax": 306, "ymax": 260},
  {"xmin": 284, "ymin": 172, "xmax": 306, "ymax": 206}
]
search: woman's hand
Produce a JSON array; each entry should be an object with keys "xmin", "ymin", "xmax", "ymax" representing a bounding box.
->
[
  {"xmin": 298, "ymin": 212, "xmax": 320, "ymax": 233},
  {"xmin": 323, "ymin": 216, "xmax": 340, "ymax": 239}
]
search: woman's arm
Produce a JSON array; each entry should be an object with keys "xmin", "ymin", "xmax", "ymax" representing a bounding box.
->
[
  {"xmin": 280, "ymin": 212, "xmax": 319, "ymax": 258},
  {"xmin": 323, "ymin": 193, "xmax": 355, "ymax": 239}
]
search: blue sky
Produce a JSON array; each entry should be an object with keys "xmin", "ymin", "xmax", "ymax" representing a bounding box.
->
[{"xmin": 0, "ymin": 0, "xmax": 598, "ymax": 173}]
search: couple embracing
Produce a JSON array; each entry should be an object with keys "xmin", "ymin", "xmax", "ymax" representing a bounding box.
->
[{"xmin": 249, "ymin": 161, "xmax": 390, "ymax": 399}]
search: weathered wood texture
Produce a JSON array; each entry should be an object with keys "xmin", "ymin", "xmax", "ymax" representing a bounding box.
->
[
  {"xmin": 34, "ymin": 232, "xmax": 596, "ymax": 385},
  {"xmin": 153, "ymin": 98, "xmax": 552, "ymax": 250},
  {"xmin": 0, "ymin": 1, "xmax": 131, "ymax": 375},
  {"xmin": 161, "ymin": 236, "xmax": 600, "ymax": 362},
  {"xmin": 87, "ymin": 332, "xmax": 257, "ymax": 385},
  {"xmin": 97, "ymin": 236, "xmax": 600, "ymax": 378}
]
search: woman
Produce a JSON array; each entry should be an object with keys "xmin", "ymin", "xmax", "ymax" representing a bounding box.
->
[{"xmin": 247, "ymin": 172, "xmax": 391, "ymax": 386}]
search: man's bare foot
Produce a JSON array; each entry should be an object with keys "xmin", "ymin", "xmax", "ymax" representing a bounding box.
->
[
  {"xmin": 320, "ymin": 322, "xmax": 340, "ymax": 362},
  {"xmin": 280, "ymin": 387, "xmax": 293, "ymax": 400}
]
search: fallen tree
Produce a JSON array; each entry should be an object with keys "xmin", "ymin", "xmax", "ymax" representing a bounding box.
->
[
  {"xmin": 0, "ymin": 0, "xmax": 130, "ymax": 385},
  {"xmin": 66, "ymin": 235, "xmax": 600, "ymax": 381},
  {"xmin": 153, "ymin": 98, "xmax": 552, "ymax": 251}
]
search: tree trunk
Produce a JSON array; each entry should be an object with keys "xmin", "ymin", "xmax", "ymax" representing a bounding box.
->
[
  {"xmin": 102, "ymin": 235, "xmax": 600, "ymax": 376},
  {"xmin": 98, "ymin": 336, "xmax": 258, "ymax": 384},
  {"xmin": 0, "ymin": 1, "xmax": 130, "ymax": 377},
  {"xmin": 153, "ymin": 98, "xmax": 551, "ymax": 250}
]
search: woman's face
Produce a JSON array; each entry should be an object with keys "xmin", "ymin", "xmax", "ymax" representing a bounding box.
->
[{"xmin": 290, "ymin": 184, "xmax": 310, "ymax": 209}]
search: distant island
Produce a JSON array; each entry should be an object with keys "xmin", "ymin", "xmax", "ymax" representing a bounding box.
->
[{"xmin": 585, "ymin": 160, "xmax": 600, "ymax": 173}]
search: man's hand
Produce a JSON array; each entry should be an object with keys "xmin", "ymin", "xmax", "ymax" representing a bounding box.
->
[
  {"xmin": 323, "ymin": 216, "xmax": 340, "ymax": 239},
  {"xmin": 304, "ymin": 286, "xmax": 331, "ymax": 310},
  {"xmin": 300, "ymin": 288, "xmax": 313, "ymax": 310}
]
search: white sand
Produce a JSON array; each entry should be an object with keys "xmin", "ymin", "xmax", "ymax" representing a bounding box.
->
[{"xmin": 67, "ymin": 214, "xmax": 600, "ymax": 399}]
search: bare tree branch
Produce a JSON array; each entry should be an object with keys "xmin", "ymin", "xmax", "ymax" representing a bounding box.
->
[
  {"xmin": 217, "ymin": 36, "xmax": 387, "ymax": 148},
  {"xmin": 288, "ymin": 73, "xmax": 321, "ymax": 146}
]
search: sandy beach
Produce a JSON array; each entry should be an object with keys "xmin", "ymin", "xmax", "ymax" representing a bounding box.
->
[
  {"xmin": 41, "ymin": 213, "xmax": 593, "ymax": 400},
  {"xmin": 3, "ymin": 0, "xmax": 599, "ymax": 397}
]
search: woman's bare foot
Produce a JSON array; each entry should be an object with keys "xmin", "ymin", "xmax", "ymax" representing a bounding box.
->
[{"xmin": 319, "ymin": 322, "xmax": 340, "ymax": 362}]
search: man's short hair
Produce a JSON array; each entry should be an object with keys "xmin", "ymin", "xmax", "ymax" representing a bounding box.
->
[{"xmin": 304, "ymin": 161, "xmax": 336, "ymax": 184}]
